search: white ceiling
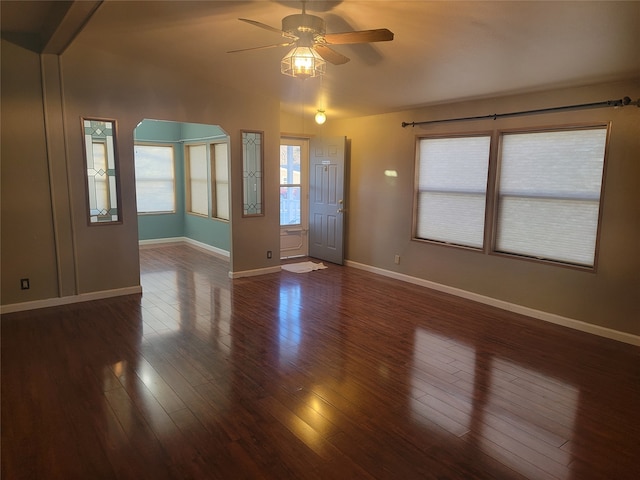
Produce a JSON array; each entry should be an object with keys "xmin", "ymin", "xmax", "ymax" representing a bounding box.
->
[{"xmin": 3, "ymin": 1, "xmax": 639, "ymax": 119}]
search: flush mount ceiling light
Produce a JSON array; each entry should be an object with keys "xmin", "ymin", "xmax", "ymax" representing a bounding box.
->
[{"xmin": 314, "ymin": 109, "xmax": 327, "ymax": 124}]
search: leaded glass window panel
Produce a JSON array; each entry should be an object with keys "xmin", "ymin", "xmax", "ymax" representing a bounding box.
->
[{"xmin": 83, "ymin": 118, "xmax": 121, "ymax": 224}]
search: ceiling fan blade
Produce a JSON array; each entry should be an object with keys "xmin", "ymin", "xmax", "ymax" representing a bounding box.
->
[
  {"xmin": 323, "ymin": 28, "xmax": 394, "ymax": 45},
  {"xmin": 227, "ymin": 41, "xmax": 295, "ymax": 54},
  {"xmin": 315, "ymin": 45, "xmax": 350, "ymax": 65},
  {"xmin": 238, "ymin": 18, "xmax": 297, "ymax": 39}
]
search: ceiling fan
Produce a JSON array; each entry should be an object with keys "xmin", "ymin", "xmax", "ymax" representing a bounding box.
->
[{"xmin": 227, "ymin": 2, "xmax": 394, "ymax": 78}]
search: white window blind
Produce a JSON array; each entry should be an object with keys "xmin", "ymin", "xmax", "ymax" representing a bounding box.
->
[
  {"xmin": 496, "ymin": 128, "xmax": 607, "ymax": 267},
  {"xmin": 416, "ymin": 136, "xmax": 491, "ymax": 248},
  {"xmin": 187, "ymin": 144, "xmax": 208, "ymax": 216},
  {"xmin": 213, "ymin": 143, "xmax": 229, "ymax": 220},
  {"xmin": 134, "ymin": 145, "xmax": 175, "ymax": 213}
]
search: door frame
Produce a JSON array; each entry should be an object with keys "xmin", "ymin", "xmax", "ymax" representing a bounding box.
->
[
  {"xmin": 308, "ymin": 136, "xmax": 346, "ymax": 265},
  {"xmin": 279, "ymin": 136, "xmax": 309, "ymax": 259}
]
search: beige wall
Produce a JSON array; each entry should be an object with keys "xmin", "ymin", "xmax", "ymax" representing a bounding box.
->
[
  {"xmin": 60, "ymin": 41, "xmax": 283, "ymax": 280},
  {"xmin": 321, "ymin": 79, "xmax": 640, "ymax": 336},
  {"xmin": 3, "ymin": 36, "xmax": 638, "ymax": 338},
  {"xmin": 1, "ymin": 39, "xmax": 282, "ymax": 306},
  {"xmin": 1, "ymin": 41, "xmax": 60, "ymax": 304}
]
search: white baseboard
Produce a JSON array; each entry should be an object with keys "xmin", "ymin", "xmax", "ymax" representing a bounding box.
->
[
  {"xmin": 182, "ymin": 238, "xmax": 230, "ymax": 259},
  {"xmin": 139, "ymin": 236, "xmax": 185, "ymax": 246},
  {"xmin": 139, "ymin": 237, "xmax": 230, "ymax": 260},
  {"xmin": 140, "ymin": 236, "xmax": 230, "ymax": 257},
  {"xmin": 229, "ymin": 266, "xmax": 282, "ymax": 279},
  {"xmin": 140, "ymin": 237, "xmax": 279, "ymax": 278},
  {"xmin": 345, "ymin": 260, "xmax": 640, "ymax": 347},
  {"xmin": 0, "ymin": 286, "xmax": 142, "ymax": 315}
]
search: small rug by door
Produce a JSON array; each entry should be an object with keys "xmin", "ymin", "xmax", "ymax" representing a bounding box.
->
[{"xmin": 281, "ymin": 261, "xmax": 328, "ymax": 273}]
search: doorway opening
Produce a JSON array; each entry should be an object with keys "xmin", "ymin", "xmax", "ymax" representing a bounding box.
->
[
  {"xmin": 280, "ymin": 136, "xmax": 347, "ymax": 265},
  {"xmin": 133, "ymin": 119, "xmax": 231, "ymax": 257}
]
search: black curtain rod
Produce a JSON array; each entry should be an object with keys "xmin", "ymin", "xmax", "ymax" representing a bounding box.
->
[{"xmin": 401, "ymin": 96, "xmax": 639, "ymax": 128}]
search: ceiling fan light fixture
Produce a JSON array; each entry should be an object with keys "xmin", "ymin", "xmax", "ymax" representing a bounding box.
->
[{"xmin": 281, "ymin": 46, "xmax": 326, "ymax": 79}]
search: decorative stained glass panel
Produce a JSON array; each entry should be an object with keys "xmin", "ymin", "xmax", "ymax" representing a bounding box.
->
[
  {"xmin": 83, "ymin": 118, "xmax": 120, "ymax": 224},
  {"xmin": 242, "ymin": 131, "xmax": 264, "ymax": 216}
]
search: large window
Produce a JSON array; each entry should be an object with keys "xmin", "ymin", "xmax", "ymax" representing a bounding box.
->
[
  {"xmin": 414, "ymin": 125, "xmax": 608, "ymax": 268},
  {"xmin": 415, "ymin": 135, "xmax": 491, "ymax": 248},
  {"xmin": 211, "ymin": 143, "xmax": 229, "ymax": 221},
  {"xmin": 495, "ymin": 127, "xmax": 607, "ymax": 267},
  {"xmin": 186, "ymin": 144, "xmax": 209, "ymax": 216},
  {"xmin": 186, "ymin": 142, "xmax": 229, "ymax": 220},
  {"xmin": 134, "ymin": 144, "xmax": 175, "ymax": 213}
]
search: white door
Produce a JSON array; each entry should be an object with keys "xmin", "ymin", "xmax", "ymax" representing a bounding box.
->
[
  {"xmin": 308, "ymin": 136, "xmax": 346, "ymax": 265},
  {"xmin": 280, "ymin": 138, "xmax": 309, "ymax": 259}
]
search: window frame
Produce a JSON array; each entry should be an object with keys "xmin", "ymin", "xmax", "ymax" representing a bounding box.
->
[
  {"xmin": 134, "ymin": 142, "xmax": 177, "ymax": 215},
  {"xmin": 185, "ymin": 141, "xmax": 230, "ymax": 221},
  {"xmin": 412, "ymin": 131, "xmax": 494, "ymax": 251},
  {"xmin": 210, "ymin": 142, "xmax": 230, "ymax": 221},
  {"xmin": 489, "ymin": 123, "xmax": 610, "ymax": 271},
  {"xmin": 280, "ymin": 143, "xmax": 303, "ymax": 227},
  {"xmin": 412, "ymin": 123, "xmax": 610, "ymax": 271},
  {"xmin": 185, "ymin": 143, "xmax": 210, "ymax": 217}
]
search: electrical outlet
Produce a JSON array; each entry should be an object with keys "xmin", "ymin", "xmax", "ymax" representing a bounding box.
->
[
  {"xmin": 267, "ymin": 250, "xmax": 272, "ymax": 259},
  {"xmin": 394, "ymin": 255, "xmax": 400, "ymax": 265},
  {"xmin": 20, "ymin": 278, "xmax": 30, "ymax": 290}
]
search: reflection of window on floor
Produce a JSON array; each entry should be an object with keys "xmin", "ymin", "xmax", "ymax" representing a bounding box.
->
[
  {"xmin": 139, "ymin": 271, "xmax": 181, "ymax": 334},
  {"xmin": 410, "ymin": 329, "xmax": 476, "ymax": 435},
  {"xmin": 140, "ymin": 270, "xmax": 232, "ymax": 347},
  {"xmin": 478, "ymin": 358, "xmax": 577, "ymax": 479},
  {"xmin": 411, "ymin": 327, "xmax": 578, "ymax": 479},
  {"xmin": 192, "ymin": 271, "xmax": 231, "ymax": 353},
  {"xmin": 278, "ymin": 284, "xmax": 302, "ymax": 364}
]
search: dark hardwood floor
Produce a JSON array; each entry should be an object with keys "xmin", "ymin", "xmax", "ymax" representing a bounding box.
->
[{"xmin": 2, "ymin": 244, "xmax": 639, "ymax": 479}]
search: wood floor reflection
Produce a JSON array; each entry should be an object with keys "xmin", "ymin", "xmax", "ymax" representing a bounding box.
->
[{"xmin": 2, "ymin": 244, "xmax": 639, "ymax": 479}]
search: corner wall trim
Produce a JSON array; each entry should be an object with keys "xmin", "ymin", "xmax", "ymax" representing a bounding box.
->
[
  {"xmin": 0, "ymin": 286, "xmax": 142, "ymax": 315},
  {"xmin": 345, "ymin": 260, "xmax": 640, "ymax": 347}
]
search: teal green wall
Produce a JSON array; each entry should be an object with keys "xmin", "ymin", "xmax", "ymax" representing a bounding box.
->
[
  {"xmin": 134, "ymin": 119, "xmax": 230, "ymax": 252},
  {"xmin": 185, "ymin": 214, "xmax": 230, "ymax": 251},
  {"xmin": 180, "ymin": 122, "xmax": 226, "ymax": 141},
  {"xmin": 136, "ymin": 119, "xmax": 181, "ymax": 141}
]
